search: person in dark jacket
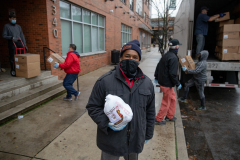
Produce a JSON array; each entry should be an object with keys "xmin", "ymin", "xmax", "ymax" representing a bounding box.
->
[
  {"xmin": 86, "ymin": 39, "xmax": 155, "ymax": 160},
  {"xmin": 154, "ymin": 39, "xmax": 182, "ymax": 125},
  {"xmin": 2, "ymin": 12, "xmax": 28, "ymax": 75},
  {"xmin": 179, "ymin": 50, "xmax": 209, "ymax": 110},
  {"xmin": 54, "ymin": 44, "xmax": 81, "ymax": 101},
  {"xmin": 195, "ymin": 6, "xmax": 225, "ymax": 55}
]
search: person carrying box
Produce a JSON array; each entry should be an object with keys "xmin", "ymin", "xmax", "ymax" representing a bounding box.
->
[
  {"xmin": 54, "ymin": 44, "xmax": 81, "ymax": 101},
  {"xmin": 179, "ymin": 50, "xmax": 209, "ymax": 110}
]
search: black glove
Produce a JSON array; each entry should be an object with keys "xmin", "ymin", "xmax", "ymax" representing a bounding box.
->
[
  {"xmin": 12, "ymin": 37, "xmax": 18, "ymax": 42},
  {"xmin": 219, "ymin": 13, "xmax": 226, "ymax": 17}
]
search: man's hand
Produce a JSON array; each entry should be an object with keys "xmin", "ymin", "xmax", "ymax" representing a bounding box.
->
[
  {"xmin": 145, "ymin": 140, "xmax": 149, "ymax": 144},
  {"xmin": 54, "ymin": 62, "xmax": 59, "ymax": 68},
  {"xmin": 182, "ymin": 66, "xmax": 187, "ymax": 71},
  {"xmin": 178, "ymin": 84, "xmax": 182, "ymax": 90},
  {"xmin": 25, "ymin": 46, "xmax": 28, "ymax": 52},
  {"xmin": 219, "ymin": 13, "xmax": 226, "ymax": 17},
  {"xmin": 108, "ymin": 122, "xmax": 127, "ymax": 131},
  {"xmin": 12, "ymin": 37, "xmax": 18, "ymax": 42}
]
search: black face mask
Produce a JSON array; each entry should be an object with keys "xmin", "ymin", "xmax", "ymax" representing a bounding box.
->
[{"xmin": 120, "ymin": 59, "xmax": 139, "ymax": 78}]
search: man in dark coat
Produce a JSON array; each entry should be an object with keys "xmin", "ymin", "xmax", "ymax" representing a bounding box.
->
[
  {"xmin": 86, "ymin": 39, "xmax": 155, "ymax": 160},
  {"xmin": 154, "ymin": 39, "xmax": 182, "ymax": 125},
  {"xmin": 2, "ymin": 12, "xmax": 28, "ymax": 75}
]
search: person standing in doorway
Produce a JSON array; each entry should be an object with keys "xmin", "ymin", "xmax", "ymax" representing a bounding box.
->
[
  {"xmin": 195, "ymin": 6, "xmax": 225, "ymax": 55},
  {"xmin": 154, "ymin": 39, "xmax": 182, "ymax": 125},
  {"xmin": 54, "ymin": 44, "xmax": 81, "ymax": 101},
  {"xmin": 86, "ymin": 39, "xmax": 155, "ymax": 160},
  {"xmin": 2, "ymin": 12, "xmax": 28, "ymax": 76}
]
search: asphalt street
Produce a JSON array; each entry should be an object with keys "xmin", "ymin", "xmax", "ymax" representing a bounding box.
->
[{"xmin": 179, "ymin": 86, "xmax": 240, "ymax": 160}]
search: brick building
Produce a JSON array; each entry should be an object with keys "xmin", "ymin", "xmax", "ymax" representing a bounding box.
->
[{"xmin": 0, "ymin": 0, "xmax": 152, "ymax": 79}]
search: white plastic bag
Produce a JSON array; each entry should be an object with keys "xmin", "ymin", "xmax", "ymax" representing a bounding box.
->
[{"xmin": 104, "ymin": 94, "xmax": 133, "ymax": 129}]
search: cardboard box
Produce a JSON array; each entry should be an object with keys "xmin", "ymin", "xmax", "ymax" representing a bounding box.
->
[
  {"xmin": 217, "ymin": 32, "xmax": 240, "ymax": 40},
  {"xmin": 235, "ymin": 18, "xmax": 240, "ymax": 24},
  {"xmin": 179, "ymin": 55, "xmax": 195, "ymax": 70},
  {"xmin": 215, "ymin": 12, "xmax": 230, "ymax": 22},
  {"xmin": 218, "ymin": 53, "xmax": 240, "ymax": 61},
  {"xmin": 217, "ymin": 39, "xmax": 240, "ymax": 46},
  {"xmin": 14, "ymin": 54, "xmax": 40, "ymax": 64},
  {"xmin": 15, "ymin": 62, "xmax": 40, "ymax": 71},
  {"xmin": 47, "ymin": 53, "xmax": 65, "ymax": 66},
  {"xmin": 219, "ymin": 19, "xmax": 234, "ymax": 27},
  {"xmin": 215, "ymin": 46, "xmax": 239, "ymax": 54},
  {"xmin": 218, "ymin": 24, "xmax": 240, "ymax": 33},
  {"xmin": 16, "ymin": 68, "xmax": 41, "ymax": 78}
]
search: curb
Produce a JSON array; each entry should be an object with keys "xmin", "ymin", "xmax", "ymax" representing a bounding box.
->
[{"xmin": 174, "ymin": 87, "xmax": 188, "ymax": 160}]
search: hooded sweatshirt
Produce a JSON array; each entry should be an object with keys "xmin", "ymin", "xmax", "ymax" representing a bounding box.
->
[
  {"xmin": 59, "ymin": 51, "xmax": 81, "ymax": 74},
  {"xmin": 186, "ymin": 50, "xmax": 209, "ymax": 83}
]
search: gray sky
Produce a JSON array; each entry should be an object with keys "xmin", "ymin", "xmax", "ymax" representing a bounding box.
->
[{"xmin": 151, "ymin": 0, "xmax": 182, "ymax": 18}]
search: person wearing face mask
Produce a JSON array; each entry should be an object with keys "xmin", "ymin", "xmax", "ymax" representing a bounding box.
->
[
  {"xmin": 86, "ymin": 39, "xmax": 155, "ymax": 160},
  {"xmin": 2, "ymin": 12, "xmax": 28, "ymax": 76},
  {"xmin": 154, "ymin": 39, "xmax": 182, "ymax": 125},
  {"xmin": 179, "ymin": 50, "xmax": 209, "ymax": 111},
  {"xmin": 54, "ymin": 44, "xmax": 81, "ymax": 101}
]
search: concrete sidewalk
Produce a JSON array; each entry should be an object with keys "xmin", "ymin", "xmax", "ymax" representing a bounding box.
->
[{"xmin": 0, "ymin": 48, "xmax": 187, "ymax": 160}]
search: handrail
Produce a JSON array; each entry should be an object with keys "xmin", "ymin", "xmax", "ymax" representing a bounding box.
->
[{"xmin": 43, "ymin": 47, "xmax": 56, "ymax": 71}]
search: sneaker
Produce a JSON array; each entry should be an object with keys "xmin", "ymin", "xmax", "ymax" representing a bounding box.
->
[
  {"xmin": 197, "ymin": 106, "xmax": 206, "ymax": 110},
  {"xmin": 75, "ymin": 91, "xmax": 81, "ymax": 101},
  {"xmin": 155, "ymin": 118, "xmax": 166, "ymax": 125},
  {"xmin": 178, "ymin": 97, "xmax": 187, "ymax": 103},
  {"xmin": 63, "ymin": 97, "xmax": 72, "ymax": 101},
  {"xmin": 165, "ymin": 116, "xmax": 177, "ymax": 122}
]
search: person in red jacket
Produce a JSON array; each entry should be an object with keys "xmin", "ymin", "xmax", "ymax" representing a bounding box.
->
[{"xmin": 54, "ymin": 44, "xmax": 81, "ymax": 101}]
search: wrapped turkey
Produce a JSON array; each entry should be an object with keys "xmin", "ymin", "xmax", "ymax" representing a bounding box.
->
[{"xmin": 104, "ymin": 94, "xmax": 133, "ymax": 129}]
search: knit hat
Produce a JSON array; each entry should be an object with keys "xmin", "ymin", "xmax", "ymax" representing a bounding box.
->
[{"xmin": 120, "ymin": 39, "xmax": 142, "ymax": 61}]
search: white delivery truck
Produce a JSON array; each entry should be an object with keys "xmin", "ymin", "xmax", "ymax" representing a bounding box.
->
[{"xmin": 174, "ymin": 0, "xmax": 240, "ymax": 88}]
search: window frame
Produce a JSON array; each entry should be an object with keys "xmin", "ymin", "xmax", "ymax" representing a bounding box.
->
[
  {"xmin": 60, "ymin": 1, "xmax": 105, "ymax": 57},
  {"xmin": 121, "ymin": 23, "xmax": 132, "ymax": 47}
]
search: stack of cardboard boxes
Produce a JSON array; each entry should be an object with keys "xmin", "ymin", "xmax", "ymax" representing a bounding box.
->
[
  {"xmin": 14, "ymin": 54, "xmax": 41, "ymax": 78},
  {"xmin": 215, "ymin": 12, "xmax": 240, "ymax": 61}
]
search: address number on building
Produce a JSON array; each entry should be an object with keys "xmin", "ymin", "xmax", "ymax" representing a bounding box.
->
[{"xmin": 51, "ymin": 0, "xmax": 58, "ymax": 38}]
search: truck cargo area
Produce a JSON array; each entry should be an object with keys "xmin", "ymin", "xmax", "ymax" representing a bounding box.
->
[{"xmin": 174, "ymin": 0, "xmax": 240, "ymax": 87}]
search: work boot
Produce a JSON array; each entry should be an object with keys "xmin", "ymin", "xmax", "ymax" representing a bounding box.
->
[
  {"xmin": 197, "ymin": 106, "xmax": 206, "ymax": 110},
  {"xmin": 178, "ymin": 97, "xmax": 187, "ymax": 103},
  {"xmin": 155, "ymin": 118, "xmax": 166, "ymax": 125},
  {"xmin": 165, "ymin": 116, "xmax": 177, "ymax": 122},
  {"xmin": 63, "ymin": 97, "xmax": 72, "ymax": 101},
  {"xmin": 74, "ymin": 91, "xmax": 81, "ymax": 101}
]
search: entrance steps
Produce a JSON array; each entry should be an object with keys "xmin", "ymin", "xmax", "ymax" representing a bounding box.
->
[{"xmin": 0, "ymin": 71, "xmax": 65, "ymax": 125}]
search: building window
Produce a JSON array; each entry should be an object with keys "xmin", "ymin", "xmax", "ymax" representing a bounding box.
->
[
  {"xmin": 144, "ymin": 12, "xmax": 146, "ymax": 22},
  {"xmin": 121, "ymin": 24, "xmax": 132, "ymax": 47},
  {"xmin": 121, "ymin": 0, "xmax": 126, "ymax": 4},
  {"xmin": 136, "ymin": 0, "xmax": 143, "ymax": 16},
  {"xmin": 130, "ymin": 0, "xmax": 134, "ymax": 11},
  {"xmin": 60, "ymin": 1, "xmax": 105, "ymax": 56}
]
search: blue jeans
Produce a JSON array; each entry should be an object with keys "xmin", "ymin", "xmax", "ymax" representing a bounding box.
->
[
  {"xmin": 196, "ymin": 34, "xmax": 205, "ymax": 55},
  {"xmin": 63, "ymin": 73, "xmax": 78, "ymax": 98}
]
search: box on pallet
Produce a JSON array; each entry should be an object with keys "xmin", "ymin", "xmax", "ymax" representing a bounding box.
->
[
  {"xmin": 215, "ymin": 12, "xmax": 230, "ymax": 22},
  {"xmin": 218, "ymin": 24, "xmax": 240, "ymax": 33},
  {"xmin": 14, "ymin": 54, "xmax": 41, "ymax": 78},
  {"xmin": 217, "ymin": 32, "xmax": 240, "ymax": 40},
  {"xmin": 179, "ymin": 55, "xmax": 195, "ymax": 70},
  {"xmin": 217, "ymin": 39, "xmax": 240, "ymax": 47},
  {"xmin": 219, "ymin": 19, "xmax": 234, "ymax": 27},
  {"xmin": 217, "ymin": 53, "xmax": 240, "ymax": 61},
  {"xmin": 47, "ymin": 53, "xmax": 65, "ymax": 66},
  {"xmin": 215, "ymin": 46, "xmax": 240, "ymax": 54}
]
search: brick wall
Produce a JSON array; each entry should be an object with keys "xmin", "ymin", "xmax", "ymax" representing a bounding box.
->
[
  {"xmin": 0, "ymin": 0, "xmax": 49, "ymax": 70},
  {"xmin": 0, "ymin": 0, "xmax": 152, "ymax": 80}
]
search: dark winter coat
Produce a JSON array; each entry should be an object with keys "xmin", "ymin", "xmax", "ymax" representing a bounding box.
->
[
  {"xmin": 154, "ymin": 49, "xmax": 180, "ymax": 87},
  {"xmin": 86, "ymin": 65, "xmax": 155, "ymax": 156},
  {"xmin": 186, "ymin": 50, "xmax": 209, "ymax": 83}
]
